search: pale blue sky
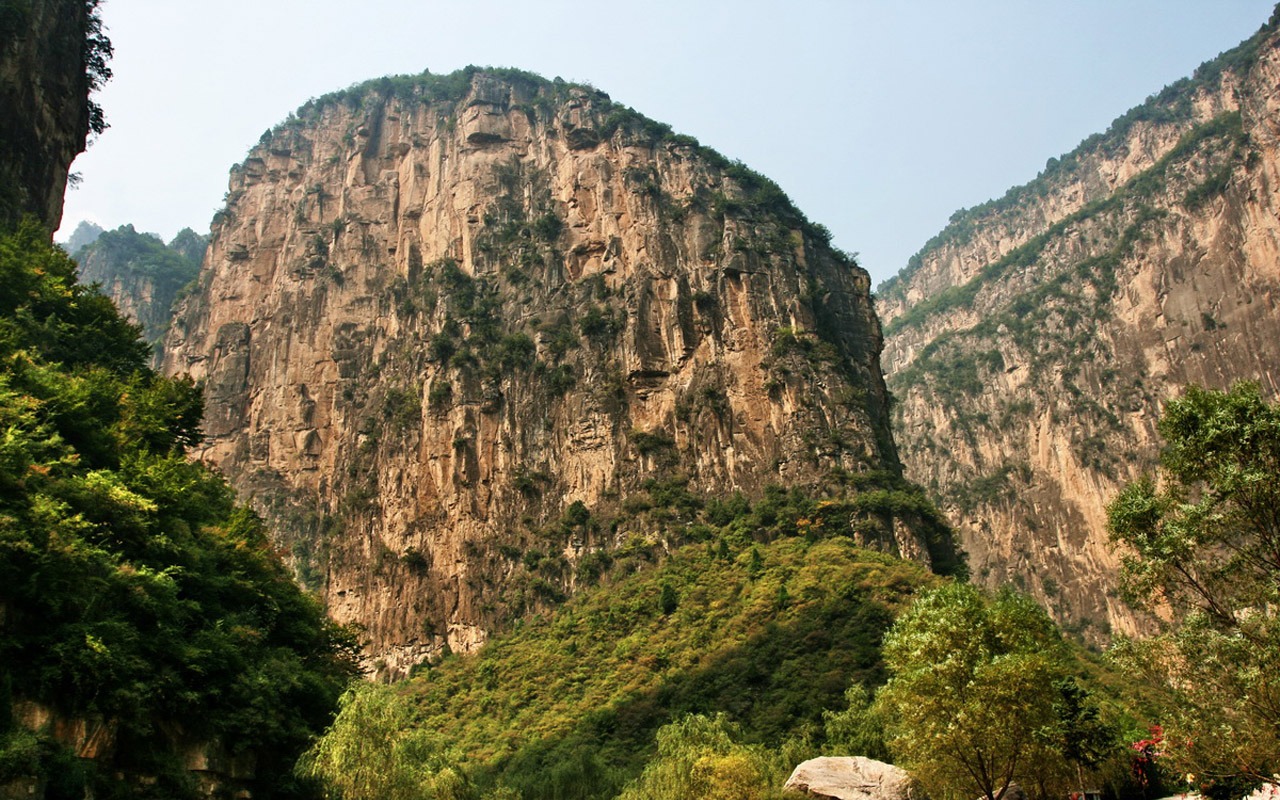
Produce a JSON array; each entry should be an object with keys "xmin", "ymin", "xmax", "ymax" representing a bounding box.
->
[{"xmin": 59, "ymin": 1, "xmax": 1276, "ymax": 286}]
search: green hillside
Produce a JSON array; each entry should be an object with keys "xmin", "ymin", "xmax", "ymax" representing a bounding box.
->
[{"xmin": 307, "ymin": 535, "xmax": 939, "ymax": 799}]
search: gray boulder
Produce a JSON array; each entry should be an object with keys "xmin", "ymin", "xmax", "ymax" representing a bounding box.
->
[{"xmin": 785, "ymin": 757, "xmax": 918, "ymax": 800}]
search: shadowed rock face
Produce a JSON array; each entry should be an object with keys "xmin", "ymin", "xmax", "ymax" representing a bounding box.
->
[
  {"xmin": 0, "ymin": 0, "xmax": 105, "ymax": 232},
  {"xmin": 878, "ymin": 13, "xmax": 1280, "ymax": 641},
  {"xmin": 164, "ymin": 70, "xmax": 924, "ymax": 675}
]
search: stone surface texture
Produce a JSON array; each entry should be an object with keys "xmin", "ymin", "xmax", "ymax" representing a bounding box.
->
[
  {"xmin": 877, "ymin": 16, "xmax": 1280, "ymax": 640},
  {"xmin": 163, "ymin": 70, "xmax": 927, "ymax": 675},
  {"xmin": 0, "ymin": 0, "xmax": 97, "ymax": 231},
  {"xmin": 784, "ymin": 756, "xmax": 918, "ymax": 800}
]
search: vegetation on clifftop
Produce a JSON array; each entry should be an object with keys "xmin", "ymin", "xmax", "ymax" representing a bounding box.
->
[
  {"xmin": 257, "ymin": 66, "xmax": 853, "ymax": 267},
  {"xmin": 72, "ymin": 223, "xmax": 205, "ymax": 355}
]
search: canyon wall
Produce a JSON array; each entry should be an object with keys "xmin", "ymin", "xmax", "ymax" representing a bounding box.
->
[
  {"xmin": 74, "ymin": 225, "xmax": 204, "ymax": 361},
  {"xmin": 164, "ymin": 69, "xmax": 947, "ymax": 675},
  {"xmin": 878, "ymin": 13, "xmax": 1280, "ymax": 639},
  {"xmin": 0, "ymin": 0, "xmax": 107, "ymax": 231}
]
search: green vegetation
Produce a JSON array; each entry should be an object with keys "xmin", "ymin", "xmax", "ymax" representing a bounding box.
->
[
  {"xmin": 72, "ymin": 223, "xmax": 206, "ymax": 353},
  {"xmin": 615, "ymin": 714, "xmax": 792, "ymax": 800},
  {"xmin": 1107, "ymin": 383, "xmax": 1280, "ymax": 797},
  {"xmin": 305, "ymin": 537, "xmax": 938, "ymax": 799},
  {"xmin": 0, "ymin": 222, "xmax": 358, "ymax": 797},
  {"xmin": 874, "ymin": 583, "xmax": 1115, "ymax": 800}
]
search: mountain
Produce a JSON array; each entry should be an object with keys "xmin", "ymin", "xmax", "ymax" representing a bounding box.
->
[
  {"xmin": 60, "ymin": 219, "xmax": 103, "ymax": 252},
  {"xmin": 877, "ymin": 10, "xmax": 1280, "ymax": 639},
  {"xmin": 162, "ymin": 68, "xmax": 959, "ymax": 676},
  {"xmin": 73, "ymin": 223, "xmax": 205, "ymax": 361},
  {"xmin": 0, "ymin": 0, "xmax": 109, "ymax": 231}
]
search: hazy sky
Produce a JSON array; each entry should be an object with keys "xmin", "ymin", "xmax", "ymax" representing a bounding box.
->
[{"xmin": 59, "ymin": 1, "xmax": 1276, "ymax": 287}]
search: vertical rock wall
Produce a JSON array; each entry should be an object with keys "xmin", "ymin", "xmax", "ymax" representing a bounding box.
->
[
  {"xmin": 0, "ymin": 0, "xmax": 105, "ymax": 232},
  {"xmin": 164, "ymin": 70, "xmax": 930, "ymax": 674},
  {"xmin": 878, "ymin": 15, "xmax": 1280, "ymax": 639}
]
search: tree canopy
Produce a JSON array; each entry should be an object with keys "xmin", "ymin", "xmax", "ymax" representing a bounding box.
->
[
  {"xmin": 1107, "ymin": 382, "xmax": 1280, "ymax": 797},
  {"xmin": 874, "ymin": 582, "xmax": 1091, "ymax": 800},
  {"xmin": 0, "ymin": 221, "xmax": 358, "ymax": 797}
]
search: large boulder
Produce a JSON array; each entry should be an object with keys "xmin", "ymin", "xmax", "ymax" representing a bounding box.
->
[{"xmin": 785, "ymin": 756, "xmax": 918, "ymax": 800}]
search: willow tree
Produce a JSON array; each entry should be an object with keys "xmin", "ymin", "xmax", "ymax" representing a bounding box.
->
[{"xmin": 298, "ymin": 684, "xmax": 474, "ymax": 800}]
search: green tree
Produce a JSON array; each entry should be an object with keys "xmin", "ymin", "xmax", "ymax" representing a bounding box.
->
[
  {"xmin": 873, "ymin": 583, "xmax": 1072, "ymax": 800},
  {"xmin": 298, "ymin": 684, "xmax": 475, "ymax": 800},
  {"xmin": 1107, "ymin": 382, "xmax": 1280, "ymax": 797},
  {"xmin": 822, "ymin": 684, "xmax": 889, "ymax": 761},
  {"xmin": 616, "ymin": 714, "xmax": 780, "ymax": 800},
  {"xmin": 0, "ymin": 223, "xmax": 359, "ymax": 797}
]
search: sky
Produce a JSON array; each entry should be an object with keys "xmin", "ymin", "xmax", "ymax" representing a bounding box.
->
[{"xmin": 58, "ymin": 1, "xmax": 1277, "ymax": 287}]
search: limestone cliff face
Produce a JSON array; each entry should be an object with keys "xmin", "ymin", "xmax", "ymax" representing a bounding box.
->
[
  {"xmin": 0, "ymin": 0, "xmax": 108, "ymax": 231},
  {"xmin": 878, "ymin": 14, "xmax": 1280, "ymax": 639},
  {"xmin": 164, "ymin": 69, "xmax": 930, "ymax": 675}
]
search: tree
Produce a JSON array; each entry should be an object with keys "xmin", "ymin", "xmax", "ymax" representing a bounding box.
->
[
  {"xmin": 1107, "ymin": 382, "xmax": 1280, "ymax": 797},
  {"xmin": 616, "ymin": 714, "xmax": 778, "ymax": 800},
  {"xmin": 873, "ymin": 583, "xmax": 1073, "ymax": 800},
  {"xmin": 0, "ymin": 223, "xmax": 359, "ymax": 796},
  {"xmin": 298, "ymin": 684, "xmax": 475, "ymax": 800}
]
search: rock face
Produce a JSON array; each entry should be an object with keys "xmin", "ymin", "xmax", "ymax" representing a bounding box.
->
[
  {"xmin": 74, "ymin": 224, "xmax": 204, "ymax": 361},
  {"xmin": 784, "ymin": 757, "xmax": 918, "ymax": 800},
  {"xmin": 877, "ymin": 11, "xmax": 1280, "ymax": 639},
  {"xmin": 163, "ymin": 68, "xmax": 945, "ymax": 675},
  {"xmin": 0, "ymin": 0, "xmax": 108, "ymax": 231}
]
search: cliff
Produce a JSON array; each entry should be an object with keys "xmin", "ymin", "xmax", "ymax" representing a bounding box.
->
[
  {"xmin": 0, "ymin": 0, "xmax": 109, "ymax": 232},
  {"xmin": 163, "ymin": 68, "xmax": 954, "ymax": 675},
  {"xmin": 878, "ymin": 11, "xmax": 1280, "ymax": 639},
  {"xmin": 74, "ymin": 224, "xmax": 205, "ymax": 361}
]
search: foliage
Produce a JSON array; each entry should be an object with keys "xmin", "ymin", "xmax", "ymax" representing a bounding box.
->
[
  {"xmin": 1107, "ymin": 382, "xmax": 1280, "ymax": 795},
  {"xmin": 874, "ymin": 583, "xmax": 1085, "ymax": 800},
  {"xmin": 821, "ymin": 684, "xmax": 889, "ymax": 761},
  {"xmin": 298, "ymin": 684, "xmax": 476, "ymax": 800},
  {"xmin": 309, "ymin": 537, "xmax": 936, "ymax": 799},
  {"xmin": 615, "ymin": 714, "xmax": 787, "ymax": 800},
  {"xmin": 0, "ymin": 223, "xmax": 359, "ymax": 797}
]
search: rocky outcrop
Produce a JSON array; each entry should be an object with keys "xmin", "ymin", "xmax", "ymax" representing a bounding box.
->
[
  {"xmin": 877, "ymin": 11, "xmax": 1280, "ymax": 639},
  {"xmin": 784, "ymin": 757, "xmax": 918, "ymax": 800},
  {"xmin": 74, "ymin": 224, "xmax": 204, "ymax": 361},
  {"xmin": 0, "ymin": 0, "xmax": 109, "ymax": 232},
  {"xmin": 0, "ymin": 700, "xmax": 255, "ymax": 800},
  {"xmin": 163, "ymin": 68, "xmax": 948, "ymax": 675}
]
